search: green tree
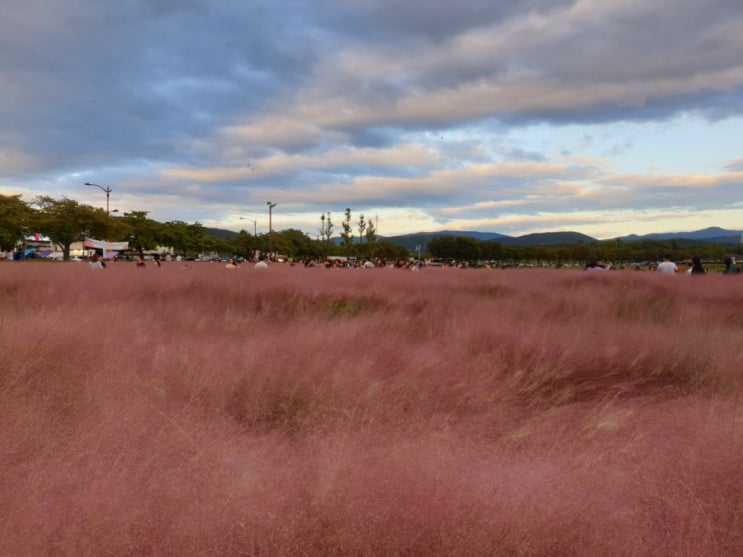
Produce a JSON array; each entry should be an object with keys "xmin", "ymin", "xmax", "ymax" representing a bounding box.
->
[
  {"xmin": 341, "ymin": 208, "xmax": 354, "ymax": 256},
  {"xmin": 357, "ymin": 213, "xmax": 367, "ymax": 244},
  {"xmin": 34, "ymin": 196, "xmax": 109, "ymax": 260},
  {"xmin": 427, "ymin": 236, "xmax": 457, "ymax": 260},
  {"xmin": 524, "ymin": 245, "xmax": 547, "ymax": 265},
  {"xmin": 319, "ymin": 212, "xmax": 334, "ymax": 256},
  {"xmin": 231, "ymin": 230, "xmax": 258, "ymax": 259},
  {"xmin": 553, "ymin": 246, "xmax": 571, "ymax": 266},
  {"xmin": 161, "ymin": 221, "xmax": 207, "ymax": 257},
  {"xmin": 428, "ymin": 236, "xmax": 481, "ymax": 262},
  {"xmin": 271, "ymin": 229, "xmax": 322, "ymax": 258},
  {"xmin": 456, "ymin": 237, "xmax": 482, "ymax": 261},
  {"xmin": 116, "ymin": 211, "xmax": 162, "ymax": 256},
  {"xmin": 0, "ymin": 194, "xmax": 35, "ymax": 251},
  {"xmin": 365, "ymin": 217, "xmax": 377, "ymax": 259},
  {"xmin": 568, "ymin": 244, "xmax": 591, "ymax": 264},
  {"xmin": 203, "ymin": 235, "xmax": 233, "ymax": 258},
  {"xmin": 480, "ymin": 240, "xmax": 504, "ymax": 262},
  {"xmin": 374, "ymin": 241, "xmax": 409, "ymax": 262}
]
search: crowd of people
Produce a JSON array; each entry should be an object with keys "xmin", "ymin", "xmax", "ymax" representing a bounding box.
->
[
  {"xmin": 586, "ymin": 255, "xmax": 740, "ymax": 274},
  {"xmin": 3, "ymin": 247, "xmax": 742, "ymax": 275}
]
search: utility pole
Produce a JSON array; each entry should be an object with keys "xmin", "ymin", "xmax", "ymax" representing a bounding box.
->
[
  {"xmin": 240, "ymin": 217, "xmax": 257, "ymax": 236},
  {"xmin": 267, "ymin": 201, "xmax": 277, "ymax": 256}
]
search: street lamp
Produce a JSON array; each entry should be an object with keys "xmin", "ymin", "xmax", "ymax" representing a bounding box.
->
[
  {"xmin": 84, "ymin": 182, "xmax": 112, "ymax": 215},
  {"xmin": 240, "ymin": 217, "xmax": 257, "ymax": 236},
  {"xmin": 267, "ymin": 201, "xmax": 277, "ymax": 256}
]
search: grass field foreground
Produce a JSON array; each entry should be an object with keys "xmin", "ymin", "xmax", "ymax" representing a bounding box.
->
[{"xmin": 2, "ymin": 262, "xmax": 743, "ymax": 555}]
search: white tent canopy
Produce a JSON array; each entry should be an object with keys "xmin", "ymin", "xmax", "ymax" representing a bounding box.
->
[{"xmin": 84, "ymin": 238, "xmax": 129, "ymax": 250}]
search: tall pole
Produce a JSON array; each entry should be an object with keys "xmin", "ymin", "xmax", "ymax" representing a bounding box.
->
[
  {"xmin": 84, "ymin": 182, "xmax": 112, "ymax": 215},
  {"xmin": 21, "ymin": 226, "xmax": 28, "ymax": 259},
  {"xmin": 267, "ymin": 201, "xmax": 277, "ymax": 256},
  {"xmin": 240, "ymin": 217, "xmax": 257, "ymax": 236},
  {"xmin": 84, "ymin": 182, "xmax": 113, "ymax": 259}
]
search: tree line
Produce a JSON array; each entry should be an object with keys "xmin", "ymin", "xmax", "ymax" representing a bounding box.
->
[
  {"xmin": 427, "ymin": 235, "xmax": 743, "ymax": 266},
  {"xmin": 0, "ymin": 195, "xmax": 409, "ymax": 261},
  {"xmin": 4, "ymin": 193, "xmax": 740, "ymax": 264}
]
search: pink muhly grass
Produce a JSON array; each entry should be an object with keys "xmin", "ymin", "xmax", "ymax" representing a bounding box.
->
[{"xmin": 1, "ymin": 262, "xmax": 743, "ymax": 555}]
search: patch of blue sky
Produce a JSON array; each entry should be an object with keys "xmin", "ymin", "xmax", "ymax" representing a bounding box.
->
[{"xmin": 506, "ymin": 115, "xmax": 743, "ymax": 176}]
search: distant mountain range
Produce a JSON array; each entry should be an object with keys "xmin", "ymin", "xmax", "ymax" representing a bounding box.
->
[
  {"xmin": 380, "ymin": 230, "xmax": 598, "ymax": 250},
  {"xmin": 384, "ymin": 227, "xmax": 743, "ymax": 250},
  {"xmin": 616, "ymin": 227, "xmax": 743, "ymax": 245},
  {"xmin": 205, "ymin": 227, "xmax": 240, "ymax": 240},
  {"xmin": 206, "ymin": 226, "xmax": 743, "ymax": 250}
]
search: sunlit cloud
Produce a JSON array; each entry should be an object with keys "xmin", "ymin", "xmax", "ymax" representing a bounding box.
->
[{"xmin": 161, "ymin": 144, "xmax": 441, "ymax": 183}]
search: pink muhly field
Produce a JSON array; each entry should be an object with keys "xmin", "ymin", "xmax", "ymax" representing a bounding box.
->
[{"xmin": 2, "ymin": 261, "xmax": 743, "ymax": 556}]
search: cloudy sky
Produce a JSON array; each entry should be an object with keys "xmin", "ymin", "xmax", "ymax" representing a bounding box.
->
[{"xmin": 2, "ymin": 0, "xmax": 743, "ymax": 239}]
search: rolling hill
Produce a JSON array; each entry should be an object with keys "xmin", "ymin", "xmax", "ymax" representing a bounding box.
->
[
  {"xmin": 381, "ymin": 230, "xmax": 598, "ymax": 250},
  {"xmin": 205, "ymin": 226, "xmax": 743, "ymax": 251},
  {"xmin": 618, "ymin": 227, "xmax": 743, "ymax": 245}
]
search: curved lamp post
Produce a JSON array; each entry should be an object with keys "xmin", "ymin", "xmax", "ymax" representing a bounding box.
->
[
  {"xmin": 84, "ymin": 182, "xmax": 114, "ymax": 259},
  {"xmin": 84, "ymin": 182, "xmax": 112, "ymax": 215},
  {"xmin": 240, "ymin": 217, "xmax": 257, "ymax": 236},
  {"xmin": 267, "ymin": 201, "xmax": 277, "ymax": 255}
]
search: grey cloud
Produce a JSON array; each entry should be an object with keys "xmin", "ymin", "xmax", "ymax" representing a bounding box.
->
[
  {"xmin": 316, "ymin": 0, "xmax": 576, "ymax": 43},
  {"xmin": 327, "ymin": 0, "xmax": 743, "ymax": 129},
  {"xmin": 0, "ymin": 0, "xmax": 322, "ymax": 172},
  {"xmin": 502, "ymin": 148, "xmax": 547, "ymax": 162},
  {"xmin": 6, "ymin": 0, "xmax": 743, "ymax": 173},
  {"xmin": 723, "ymin": 158, "xmax": 743, "ymax": 171}
]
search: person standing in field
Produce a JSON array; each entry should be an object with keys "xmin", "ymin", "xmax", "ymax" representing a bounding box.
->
[
  {"xmin": 688, "ymin": 257, "xmax": 706, "ymax": 275},
  {"xmin": 586, "ymin": 259, "xmax": 610, "ymax": 271},
  {"xmin": 657, "ymin": 255, "xmax": 678, "ymax": 274},
  {"xmin": 88, "ymin": 253, "xmax": 104, "ymax": 270},
  {"xmin": 723, "ymin": 256, "xmax": 740, "ymax": 274}
]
